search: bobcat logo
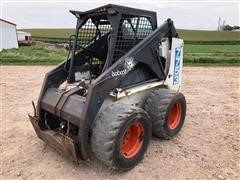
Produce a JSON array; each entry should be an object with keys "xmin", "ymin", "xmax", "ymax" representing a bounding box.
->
[
  {"xmin": 125, "ymin": 57, "xmax": 135, "ymax": 70},
  {"xmin": 111, "ymin": 57, "xmax": 135, "ymax": 77},
  {"xmin": 111, "ymin": 69, "xmax": 127, "ymax": 77}
]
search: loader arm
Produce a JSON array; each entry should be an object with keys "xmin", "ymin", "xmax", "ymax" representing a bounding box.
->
[{"xmin": 79, "ymin": 19, "xmax": 178, "ymax": 160}]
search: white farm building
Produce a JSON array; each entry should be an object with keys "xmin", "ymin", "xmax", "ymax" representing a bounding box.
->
[
  {"xmin": 0, "ymin": 19, "xmax": 19, "ymax": 51},
  {"xmin": 17, "ymin": 31, "xmax": 32, "ymax": 45}
]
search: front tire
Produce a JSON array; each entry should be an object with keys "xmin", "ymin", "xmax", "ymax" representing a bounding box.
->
[
  {"xmin": 145, "ymin": 89, "xmax": 186, "ymax": 139},
  {"xmin": 91, "ymin": 105, "xmax": 151, "ymax": 171}
]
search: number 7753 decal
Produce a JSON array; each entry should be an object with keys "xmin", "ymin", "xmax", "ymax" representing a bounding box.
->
[{"xmin": 173, "ymin": 48, "xmax": 181, "ymax": 85}]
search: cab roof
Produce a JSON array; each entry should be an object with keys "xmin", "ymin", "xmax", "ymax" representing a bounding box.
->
[{"xmin": 70, "ymin": 4, "xmax": 156, "ymax": 19}]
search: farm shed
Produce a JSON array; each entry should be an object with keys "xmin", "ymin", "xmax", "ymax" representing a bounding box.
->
[
  {"xmin": 0, "ymin": 19, "xmax": 19, "ymax": 51},
  {"xmin": 17, "ymin": 31, "xmax": 32, "ymax": 45}
]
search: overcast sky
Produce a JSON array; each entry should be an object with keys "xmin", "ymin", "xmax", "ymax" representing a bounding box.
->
[{"xmin": 1, "ymin": 0, "xmax": 239, "ymax": 30}]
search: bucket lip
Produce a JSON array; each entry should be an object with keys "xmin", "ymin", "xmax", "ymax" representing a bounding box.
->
[{"xmin": 28, "ymin": 114, "xmax": 79, "ymax": 162}]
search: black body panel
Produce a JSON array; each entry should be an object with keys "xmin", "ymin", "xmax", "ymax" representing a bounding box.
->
[{"xmin": 41, "ymin": 88, "xmax": 85, "ymax": 126}]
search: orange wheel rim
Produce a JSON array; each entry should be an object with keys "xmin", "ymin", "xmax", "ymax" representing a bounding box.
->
[
  {"xmin": 168, "ymin": 102, "xmax": 182, "ymax": 129},
  {"xmin": 120, "ymin": 121, "xmax": 144, "ymax": 159}
]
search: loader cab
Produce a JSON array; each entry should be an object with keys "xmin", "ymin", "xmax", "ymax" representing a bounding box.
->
[{"xmin": 67, "ymin": 4, "xmax": 157, "ymax": 83}]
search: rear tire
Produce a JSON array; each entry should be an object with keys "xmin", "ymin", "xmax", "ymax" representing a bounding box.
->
[
  {"xmin": 91, "ymin": 105, "xmax": 151, "ymax": 171},
  {"xmin": 145, "ymin": 89, "xmax": 186, "ymax": 139}
]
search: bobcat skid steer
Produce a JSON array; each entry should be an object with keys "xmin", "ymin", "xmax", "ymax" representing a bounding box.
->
[{"xmin": 29, "ymin": 4, "xmax": 186, "ymax": 170}]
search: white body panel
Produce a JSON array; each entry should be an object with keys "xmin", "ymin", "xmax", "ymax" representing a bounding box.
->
[
  {"xmin": 164, "ymin": 38, "xmax": 184, "ymax": 91},
  {"xmin": 0, "ymin": 20, "xmax": 19, "ymax": 51},
  {"xmin": 159, "ymin": 38, "xmax": 170, "ymax": 59}
]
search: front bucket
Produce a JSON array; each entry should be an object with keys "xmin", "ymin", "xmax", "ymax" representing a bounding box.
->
[{"xmin": 29, "ymin": 115, "xmax": 78, "ymax": 162}]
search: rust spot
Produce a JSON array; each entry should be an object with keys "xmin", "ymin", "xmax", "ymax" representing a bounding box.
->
[{"xmin": 124, "ymin": 91, "xmax": 130, "ymax": 96}]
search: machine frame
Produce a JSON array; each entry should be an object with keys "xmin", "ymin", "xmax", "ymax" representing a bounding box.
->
[{"xmin": 29, "ymin": 4, "xmax": 183, "ymax": 162}]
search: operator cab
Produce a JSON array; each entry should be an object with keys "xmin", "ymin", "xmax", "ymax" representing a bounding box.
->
[{"xmin": 65, "ymin": 4, "xmax": 158, "ymax": 83}]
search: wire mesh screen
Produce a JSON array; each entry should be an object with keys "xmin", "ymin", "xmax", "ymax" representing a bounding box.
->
[
  {"xmin": 78, "ymin": 18, "xmax": 112, "ymax": 47},
  {"xmin": 113, "ymin": 15, "xmax": 153, "ymax": 61},
  {"xmin": 137, "ymin": 17, "xmax": 153, "ymax": 38},
  {"xmin": 76, "ymin": 18, "xmax": 112, "ymax": 64}
]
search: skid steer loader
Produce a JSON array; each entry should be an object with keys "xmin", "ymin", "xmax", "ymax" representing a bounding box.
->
[{"xmin": 29, "ymin": 4, "xmax": 186, "ymax": 170}]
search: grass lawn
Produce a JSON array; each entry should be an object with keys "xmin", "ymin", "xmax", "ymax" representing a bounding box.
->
[
  {"xmin": 183, "ymin": 44, "xmax": 240, "ymax": 65},
  {"xmin": 184, "ymin": 44, "xmax": 240, "ymax": 53},
  {"xmin": 2, "ymin": 27, "xmax": 237, "ymax": 66},
  {"xmin": 177, "ymin": 29, "xmax": 240, "ymax": 42},
  {"xmin": 21, "ymin": 29, "xmax": 74, "ymax": 39},
  {"xmin": 0, "ymin": 43, "xmax": 239, "ymax": 66},
  {"xmin": 21, "ymin": 28, "xmax": 240, "ymax": 43},
  {"xmin": 0, "ymin": 43, "xmax": 68, "ymax": 65}
]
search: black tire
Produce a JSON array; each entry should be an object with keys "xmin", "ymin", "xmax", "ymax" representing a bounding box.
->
[
  {"xmin": 145, "ymin": 89, "xmax": 186, "ymax": 139},
  {"xmin": 91, "ymin": 105, "xmax": 151, "ymax": 171}
]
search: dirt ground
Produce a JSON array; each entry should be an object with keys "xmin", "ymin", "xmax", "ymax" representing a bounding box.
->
[{"xmin": 0, "ymin": 66, "xmax": 239, "ymax": 180}]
